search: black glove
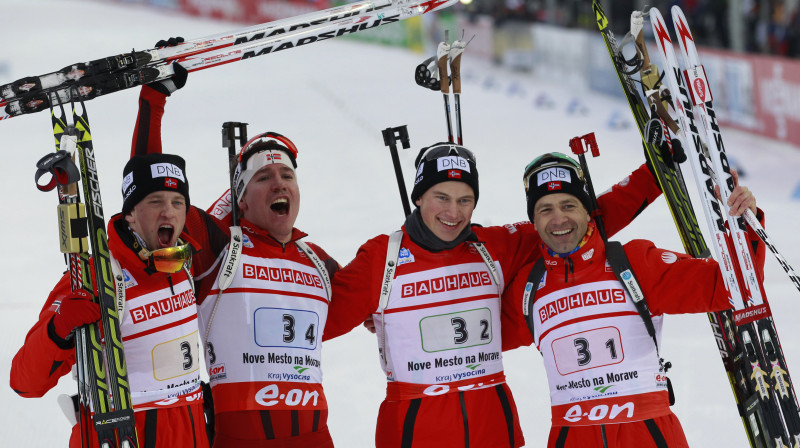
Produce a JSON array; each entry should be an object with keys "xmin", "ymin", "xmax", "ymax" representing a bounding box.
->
[
  {"xmin": 155, "ymin": 37, "xmax": 184, "ymax": 48},
  {"xmin": 148, "ymin": 37, "xmax": 188, "ymax": 96}
]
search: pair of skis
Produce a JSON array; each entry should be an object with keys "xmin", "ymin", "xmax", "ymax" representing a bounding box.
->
[
  {"xmin": 648, "ymin": 7, "xmax": 800, "ymax": 447},
  {"xmin": 594, "ymin": 1, "xmax": 800, "ymax": 446},
  {"xmin": 37, "ymin": 96, "xmax": 137, "ymax": 447},
  {"xmin": 1, "ymin": 0, "xmax": 457, "ymax": 121}
]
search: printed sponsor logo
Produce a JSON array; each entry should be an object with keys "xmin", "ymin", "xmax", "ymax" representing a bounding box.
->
[
  {"xmin": 537, "ymin": 167, "xmax": 572, "ymax": 186},
  {"xmin": 398, "ymin": 247, "xmax": 415, "ymax": 266},
  {"xmin": 660, "ymin": 252, "xmax": 678, "ymax": 264},
  {"xmin": 243, "ymin": 234, "xmax": 254, "ymax": 248},
  {"xmin": 503, "ymin": 223, "xmax": 518, "ymax": 234},
  {"xmin": 122, "ymin": 268, "xmax": 137, "ymax": 289},
  {"xmin": 401, "ymin": 271, "xmax": 492, "ymax": 298},
  {"xmin": 242, "ymin": 263, "xmax": 324, "ymax": 290},
  {"xmin": 150, "ymin": 162, "xmax": 185, "ymax": 182},
  {"xmin": 436, "ymin": 156, "xmax": 471, "ymax": 172},
  {"xmin": 693, "ymin": 77, "xmax": 707, "ymax": 102},
  {"xmin": 209, "ymin": 364, "xmax": 227, "ymax": 381},
  {"xmin": 582, "ymin": 248, "xmax": 595, "ymax": 261},
  {"xmin": 563, "ymin": 402, "xmax": 635, "ymax": 423},
  {"xmin": 122, "ymin": 172, "xmax": 134, "ymax": 192},
  {"xmin": 130, "ymin": 289, "xmax": 196, "ymax": 323},
  {"xmin": 254, "ymin": 384, "xmax": 320, "ymax": 407},
  {"xmin": 539, "ymin": 288, "xmax": 626, "ymax": 323}
]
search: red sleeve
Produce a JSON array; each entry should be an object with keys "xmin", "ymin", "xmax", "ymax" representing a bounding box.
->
[
  {"xmin": 183, "ymin": 206, "xmax": 231, "ymax": 304},
  {"xmin": 597, "ymin": 163, "xmax": 663, "ymax": 238},
  {"xmin": 623, "ymin": 239, "xmax": 731, "ymax": 315},
  {"xmin": 474, "ymin": 223, "xmax": 541, "ymax": 285},
  {"xmin": 131, "ymin": 85, "xmax": 168, "ymax": 157},
  {"xmin": 500, "ymin": 263, "xmax": 536, "ymax": 352},
  {"xmin": 10, "ymin": 273, "xmax": 77, "ymax": 398},
  {"xmin": 323, "ymin": 235, "xmax": 387, "ymax": 341}
]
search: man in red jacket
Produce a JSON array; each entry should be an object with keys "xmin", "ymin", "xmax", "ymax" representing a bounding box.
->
[
  {"xmin": 11, "ymin": 153, "xmax": 210, "ymax": 448},
  {"xmin": 130, "ymin": 65, "xmax": 339, "ymax": 447},
  {"xmin": 324, "ymin": 142, "xmax": 665, "ymax": 448},
  {"xmin": 501, "ymin": 152, "xmax": 763, "ymax": 448}
]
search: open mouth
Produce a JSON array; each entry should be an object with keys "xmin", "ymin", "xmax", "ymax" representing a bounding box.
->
[
  {"xmin": 271, "ymin": 198, "xmax": 290, "ymax": 216},
  {"xmin": 158, "ymin": 225, "xmax": 174, "ymax": 247}
]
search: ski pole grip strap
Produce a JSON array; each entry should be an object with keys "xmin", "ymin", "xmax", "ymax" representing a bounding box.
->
[{"xmin": 35, "ymin": 150, "xmax": 81, "ymax": 191}]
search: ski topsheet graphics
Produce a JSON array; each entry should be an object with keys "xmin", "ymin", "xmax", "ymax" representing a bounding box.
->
[
  {"xmin": 594, "ymin": 1, "xmax": 800, "ymax": 446},
  {"xmin": 1, "ymin": 0, "xmax": 456, "ymax": 121}
]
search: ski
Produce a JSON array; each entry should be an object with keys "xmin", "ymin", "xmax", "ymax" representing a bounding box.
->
[
  {"xmin": 655, "ymin": 7, "xmax": 800, "ymax": 446},
  {"xmin": 41, "ymin": 107, "xmax": 97, "ymax": 447},
  {"xmin": 592, "ymin": 2, "xmax": 786, "ymax": 447},
  {"xmin": 592, "ymin": 1, "xmax": 707, "ymax": 259},
  {"xmin": 50, "ymin": 90, "xmax": 138, "ymax": 447},
  {"xmin": 1, "ymin": 0, "xmax": 456, "ymax": 121}
]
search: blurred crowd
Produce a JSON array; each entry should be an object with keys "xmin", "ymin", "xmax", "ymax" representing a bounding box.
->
[{"xmin": 460, "ymin": 0, "xmax": 800, "ymax": 58}]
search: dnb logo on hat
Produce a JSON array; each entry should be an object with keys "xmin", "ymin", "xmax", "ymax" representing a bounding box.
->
[{"xmin": 150, "ymin": 163, "xmax": 185, "ymax": 182}]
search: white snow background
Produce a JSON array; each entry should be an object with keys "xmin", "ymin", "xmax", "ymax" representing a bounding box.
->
[{"xmin": 1, "ymin": 0, "xmax": 799, "ymax": 446}]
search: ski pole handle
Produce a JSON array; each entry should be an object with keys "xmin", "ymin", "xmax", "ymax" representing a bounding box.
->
[
  {"xmin": 569, "ymin": 132, "xmax": 606, "ymax": 241},
  {"xmin": 221, "ymin": 122, "xmax": 249, "ymax": 227},
  {"xmin": 382, "ymin": 125, "xmax": 412, "ymax": 217}
]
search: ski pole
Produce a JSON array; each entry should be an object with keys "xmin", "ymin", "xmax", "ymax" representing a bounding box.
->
[
  {"xmin": 569, "ymin": 132, "xmax": 607, "ymax": 242},
  {"xmin": 382, "ymin": 125, "xmax": 412, "ymax": 217},
  {"xmin": 221, "ymin": 122, "xmax": 249, "ymax": 227},
  {"xmin": 448, "ymin": 34, "xmax": 472, "ymax": 145},
  {"xmin": 437, "ymin": 32, "xmax": 454, "ymax": 143}
]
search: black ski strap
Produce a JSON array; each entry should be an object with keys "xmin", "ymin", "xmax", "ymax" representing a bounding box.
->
[
  {"xmin": 605, "ymin": 241, "xmax": 659, "ymax": 352},
  {"xmin": 521, "ymin": 257, "xmax": 546, "ymax": 343}
]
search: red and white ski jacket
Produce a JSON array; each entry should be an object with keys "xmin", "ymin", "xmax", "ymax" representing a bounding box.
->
[
  {"xmin": 133, "ymin": 86, "xmax": 340, "ymax": 446},
  {"xmin": 501, "ymin": 213, "xmax": 766, "ymax": 430},
  {"xmin": 10, "ymin": 214, "xmax": 210, "ymax": 447}
]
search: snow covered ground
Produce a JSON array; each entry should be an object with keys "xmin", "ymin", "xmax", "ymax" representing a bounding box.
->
[{"xmin": 1, "ymin": 0, "xmax": 798, "ymax": 446}]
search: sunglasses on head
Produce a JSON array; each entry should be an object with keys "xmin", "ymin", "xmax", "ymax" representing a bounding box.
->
[
  {"xmin": 522, "ymin": 152, "xmax": 584, "ymax": 193},
  {"xmin": 238, "ymin": 132, "xmax": 298, "ymax": 168},
  {"xmin": 416, "ymin": 143, "xmax": 476, "ymax": 168}
]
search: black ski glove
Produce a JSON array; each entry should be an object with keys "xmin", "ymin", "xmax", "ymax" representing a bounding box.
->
[{"xmin": 147, "ymin": 37, "xmax": 188, "ymax": 96}]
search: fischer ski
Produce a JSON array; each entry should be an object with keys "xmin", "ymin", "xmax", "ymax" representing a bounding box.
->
[
  {"xmin": 40, "ymin": 92, "xmax": 139, "ymax": 447},
  {"xmin": 1, "ymin": 0, "xmax": 456, "ymax": 121}
]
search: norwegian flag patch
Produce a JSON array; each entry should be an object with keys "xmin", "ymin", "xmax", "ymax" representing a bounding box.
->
[
  {"xmin": 164, "ymin": 178, "xmax": 178, "ymax": 189},
  {"xmin": 448, "ymin": 170, "xmax": 462, "ymax": 179},
  {"xmin": 547, "ymin": 181, "xmax": 561, "ymax": 190}
]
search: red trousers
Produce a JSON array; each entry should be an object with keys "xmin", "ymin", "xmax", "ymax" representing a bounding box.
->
[
  {"xmin": 69, "ymin": 401, "xmax": 209, "ymax": 448},
  {"xmin": 548, "ymin": 412, "xmax": 689, "ymax": 448},
  {"xmin": 376, "ymin": 384, "xmax": 525, "ymax": 448},
  {"xmin": 212, "ymin": 409, "xmax": 333, "ymax": 448}
]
